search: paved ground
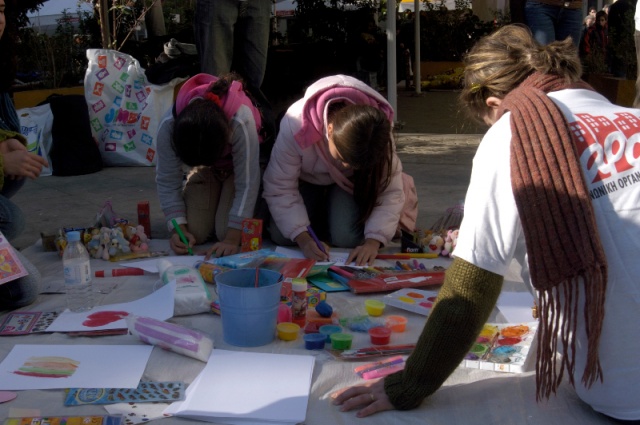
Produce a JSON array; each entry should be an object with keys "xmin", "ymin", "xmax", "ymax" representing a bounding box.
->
[{"xmin": 11, "ymin": 89, "xmax": 485, "ymax": 250}]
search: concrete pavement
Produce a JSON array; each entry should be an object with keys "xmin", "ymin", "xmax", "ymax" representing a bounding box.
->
[{"xmin": 11, "ymin": 90, "xmax": 484, "ymax": 250}]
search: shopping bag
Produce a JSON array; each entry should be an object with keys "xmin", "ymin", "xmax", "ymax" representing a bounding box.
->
[
  {"xmin": 17, "ymin": 104, "xmax": 53, "ymax": 176},
  {"xmin": 84, "ymin": 49, "xmax": 184, "ymax": 166}
]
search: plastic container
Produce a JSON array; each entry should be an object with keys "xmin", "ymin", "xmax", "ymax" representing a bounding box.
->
[
  {"xmin": 303, "ymin": 333, "xmax": 327, "ymax": 350},
  {"xmin": 330, "ymin": 333, "xmax": 353, "ymax": 350},
  {"xmin": 216, "ymin": 268, "xmax": 283, "ymax": 347},
  {"xmin": 277, "ymin": 322, "xmax": 300, "ymax": 341},
  {"xmin": 158, "ymin": 259, "xmax": 212, "ymax": 316},
  {"xmin": 385, "ymin": 315, "xmax": 408, "ymax": 332},
  {"xmin": 291, "ymin": 278, "xmax": 308, "ymax": 327},
  {"xmin": 364, "ymin": 299, "xmax": 385, "ymax": 316},
  {"xmin": 63, "ymin": 230, "xmax": 93, "ymax": 312},
  {"xmin": 369, "ymin": 326, "xmax": 392, "ymax": 345},
  {"xmin": 319, "ymin": 324, "xmax": 342, "ymax": 342}
]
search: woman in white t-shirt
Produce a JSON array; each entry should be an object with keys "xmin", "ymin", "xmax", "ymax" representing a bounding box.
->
[{"xmin": 333, "ymin": 24, "xmax": 640, "ymax": 423}]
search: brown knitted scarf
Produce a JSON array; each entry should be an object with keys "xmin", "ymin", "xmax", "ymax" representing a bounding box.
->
[{"xmin": 497, "ymin": 73, "xmax": 608, "ymax": 401}]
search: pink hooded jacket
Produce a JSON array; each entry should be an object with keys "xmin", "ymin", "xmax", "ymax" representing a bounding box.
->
[{"xmin": 263, "ymin": 74, "xmax": 415, "ymax": 245}]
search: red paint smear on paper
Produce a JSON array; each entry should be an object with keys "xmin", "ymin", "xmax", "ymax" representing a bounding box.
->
[{"xmin": 82, "ymin": 310, "xmax": 129, "ymax": 327}]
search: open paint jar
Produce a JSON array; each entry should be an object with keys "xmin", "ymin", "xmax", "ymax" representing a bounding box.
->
[
  {"xmin": 330, "ymin": 333, "xmax": 353, "ymax": 350},
  {"xmin": 385, "ymin": 315, "xmax": 408, "ymax": 332},
  {"xmin": 319, "ymin": 324, "xmax": 342, "ymax": 342},
  {"xmin": 276, "ymin": 322, "xmax": 300, "ymax": 341},
  {"xmin": 303, "ymin": 333, "xmax": 327, "ymax": 350},
  {"xmin": 369, "ymin": 326, "xmax": 392, "ymax": 345},
  {"xmin": 364, "ymin": 299, "xmax": 385, "ymax": 316}
]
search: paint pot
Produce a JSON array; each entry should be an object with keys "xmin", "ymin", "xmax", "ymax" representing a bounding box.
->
[
  {"xmin": 319, "ymin": 324, "xmax": 342, "ymax": 342},
  {"xmin": 369, "ymin": 326, "xmax": 392, "ymax": 345},
  {"xmin": 385, "ymin": 315, "xmax": 408, "ymax": 332},
  {"xmin": 216, "ymin": 268, "xmax": 283, "ymax": 347},
  {"xmin": 303, "ymin": 332, "xmax": 327, "ymax": 350},
  {"xmin": 330, "ymin": 332, "xmax": 353, "ymax": 350},
  {"xmin": 277, "ymin": 322, "xmax": 300, "ymax": 341},
  {"xmin": 364, "ymin": 299, "xmax": 385, "ymax": 316}
]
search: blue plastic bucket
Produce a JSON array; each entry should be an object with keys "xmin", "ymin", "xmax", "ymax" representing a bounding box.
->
[{"xmin": 215, "ymin": 268, "xmax": 283, "ymax": 347}]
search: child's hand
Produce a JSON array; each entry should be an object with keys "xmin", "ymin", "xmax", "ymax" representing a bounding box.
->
[
  {"xmin": 170, "ymin": 228, "xmax": 196, "ymax": 255},
  {"xmin": 296, "ymin": 232, "xmax": 330, "ymax": 261},
  {"xmin": 346, "ymin": 239, "xmax": 381, "ymax": 266},
  {"xmin": 205, "ymin": 241, "xmax": 240, "ymax": 260}
]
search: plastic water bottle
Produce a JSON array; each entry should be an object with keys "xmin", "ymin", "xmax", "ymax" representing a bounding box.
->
[{"xmin": 63, "ymin": 230, "xmax": 93, "ymax": 312}]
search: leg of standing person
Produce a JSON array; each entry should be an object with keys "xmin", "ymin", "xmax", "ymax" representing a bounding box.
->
[
  {"xmin": 195, "ymin": 0, "xmax": 238, "ymax": 76},
  {"xmin": 635, "ymin": 29, "xmax": 640, "ymax": 108},
  {"xmin": 524, "ymin": 1, "xmax": 559, "ymax": 45},
  {"xmin": 183, "ymin": 167, "xmax": 223, "ymax": 244},
  {"xmin": 326, "ymin": 185, "xmax": 364, "ymax": 248},
  {"xmin": 233, "ymin": 0, "xmax": 271, "ymax": 90},
  {"xmin": 555, "ymin": 7, "xmax": 583, "ymax": 47}
]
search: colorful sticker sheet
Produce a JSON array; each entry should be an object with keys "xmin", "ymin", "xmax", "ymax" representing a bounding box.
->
[{"xmin": 64, "ymin": 381, "xmax": 184, "ymax": 405}]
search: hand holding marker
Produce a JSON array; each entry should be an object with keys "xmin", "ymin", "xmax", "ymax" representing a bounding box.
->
[
  {"xmin": 171, "ymin": 219, "xmax": 193, "ymax": 255},
  {"xmin": 307, "ymin": 226, "xmax": 328, "ymax": 258}
]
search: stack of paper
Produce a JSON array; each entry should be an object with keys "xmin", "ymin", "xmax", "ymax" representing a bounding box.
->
[{"xmin": 165, "ymin": 350, "xmax": 315, "ymax": 425}]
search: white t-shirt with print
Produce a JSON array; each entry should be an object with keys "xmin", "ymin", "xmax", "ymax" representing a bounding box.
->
[{"xmin": 454, "ymin": 89, "xmax": 640, "ymax": 420}]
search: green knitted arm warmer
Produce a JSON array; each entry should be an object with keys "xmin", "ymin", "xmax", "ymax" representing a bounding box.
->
[{"xmin": 383, "ymin": 257, "xmax": 504, "ymax": 410}]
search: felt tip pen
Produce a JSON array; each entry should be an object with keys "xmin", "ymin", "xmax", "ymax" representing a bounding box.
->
[
  {"xmin": 376, "ymin": 254, "xmax": 411, "ymax": 260},
  {"xmin": 327, "ymin": 270, "xmax": 350, "ymax": 286},
  {"xmin": 328, "ymin": 265, "xmax": 354, "ymax": 279},
  {"xmin": 171, "ymin": 218, "xmax": 193, "ymax": 255},
  {"xmin": 354, "ymin": 355, "xmax": 405, "ymax": 375},
  {"xmin": 95, "ymin": 268, "xmax": 145, "ymax": 277},
  {"xmin": 306, "ymin": 225, "xmax": 328, "ymax": 257}
]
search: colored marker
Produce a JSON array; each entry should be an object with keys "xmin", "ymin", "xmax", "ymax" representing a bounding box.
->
[
  {"xmin": 327, "ymin": 270, "xmax": 350, "ymax": 286},
  {"xmin": 171, "ymin": 218, "xmax": 193, "ymax": 255},
  {"xmin": 307, "ymin": 225, "xmax": 328, "ymax": 257},
  {"xmin": 328, "ymin": 265, "xmax": 353, "ymax": 279},
  {"xmin": 376, "ymin": 254, "xmax": 411, "ymax": 260},
  {"xmin": 354, "ymin": 355, "xmax": 405, "ymax": 376},
  {"xmin": 95, "ymin": 268, "xmax": 145, "ymax": 277}
]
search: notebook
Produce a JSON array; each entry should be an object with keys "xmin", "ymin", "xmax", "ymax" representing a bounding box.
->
[{"xmin": 164, "ymin": 350, "xmax": 315, "ymax": 425}]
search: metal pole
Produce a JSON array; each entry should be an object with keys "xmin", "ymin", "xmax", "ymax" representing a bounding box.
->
[
  {"xmin": 414, "ymin": 0, "xmax": 421, "ymax": 93},
  {"xmin": 387, "ymin": 0, "xmax": 398, "ymax": 121}
]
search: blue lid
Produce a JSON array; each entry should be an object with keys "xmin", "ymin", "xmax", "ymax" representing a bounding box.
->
[{"xmin": 66, "ymin": 231, "xmax": 80, "ymax": 241}]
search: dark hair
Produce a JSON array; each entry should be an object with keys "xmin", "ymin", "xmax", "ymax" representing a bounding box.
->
[
  {"xmin": 595, "ymin": 10, "xmax": 607, "ymax": 27},
  {"xmin": 330, "ymin": 104, "xmax": 394, "ymax": 225},
  {"xmin": 0, "ymin": 0, "xmax": 17, "ymax": 92},
  {"xmin": 172, "ymin": 73, "xmax": 251, "ymax": 166}
]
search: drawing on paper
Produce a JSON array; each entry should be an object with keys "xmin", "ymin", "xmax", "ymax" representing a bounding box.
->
[{"xmin": 13, "ymin": 356, "xmax": 80, "ymax": 378}]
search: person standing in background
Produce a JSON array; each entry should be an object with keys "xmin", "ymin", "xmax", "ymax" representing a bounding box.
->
[
  {"xmin": 523, "ymin": 0, "xmax": 583, "ymax": 47},
  {"xmin": 194, "ymin": 0, "xmax": 271, "ymax": 94}
]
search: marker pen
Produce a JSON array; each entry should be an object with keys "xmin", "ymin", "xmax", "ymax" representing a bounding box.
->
[{"xmin": 95, "ymin": 268, "xmax": 145, "ymax": 277}]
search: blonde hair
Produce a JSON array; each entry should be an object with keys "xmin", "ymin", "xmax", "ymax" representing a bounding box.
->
[{"xmin": 459, "ymin": 24, "xmax": 582, "ymax": 123}]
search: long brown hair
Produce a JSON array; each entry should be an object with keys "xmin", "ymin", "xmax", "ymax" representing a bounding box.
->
[
  {"xmin": 460, "ymin": 24, "xmax": 582, "ymax": 123},
  {"xmin": 330, "ymin": 104, "xmax": 394, "ymax": 225}
]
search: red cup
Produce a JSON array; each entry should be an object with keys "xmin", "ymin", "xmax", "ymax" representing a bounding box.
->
[{"xmin": 369, "ymin": 326, "xmax": 392, "ymax": 345}]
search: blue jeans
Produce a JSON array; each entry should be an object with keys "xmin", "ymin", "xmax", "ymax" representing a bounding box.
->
[
  {"xmin": 524, "ymin": 1, "xmax": 583, "ymax": 47},
  {"xmin": 268, "ymin": 182, "xmax": 364, "ymax": 248},
  {"xmin": 0, "ymin": 178, "xmax": 26, "ymax": 242},
  {"xmin": 194, "ymin": 0, "xmax": 271, "ymax": 90}
]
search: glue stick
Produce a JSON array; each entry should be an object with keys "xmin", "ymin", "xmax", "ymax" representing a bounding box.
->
[{"xmin": 291, "ymin": 278, "xmax": 308, "ymax": 327}]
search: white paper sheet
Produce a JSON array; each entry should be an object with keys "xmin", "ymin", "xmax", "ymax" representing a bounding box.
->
[
  {"xmin": 45, "ymin": 281, "xmax": 176, "ymax": 332},
  {"xmin": 164, "ymin": 350, "xmax": 315, "ymax": 425},
  {"xmin": 0, "ymin": 344, "xmax": 152, "ymax": 390},
  {"xmin": 274, "ymin": 246, "xmax": 350, "ymax": 265},
  {"xmin": 496, "ymin": 291, "xmax": 536, "ymax": 323}
]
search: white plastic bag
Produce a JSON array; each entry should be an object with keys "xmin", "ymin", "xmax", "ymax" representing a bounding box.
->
[
  {"xmin": 17, "ymin": 104, "xmax": 53, "ymax": 176},
  {"xmin": 84, "ymin": 49, "xmax": 184, "ymax": 166}
]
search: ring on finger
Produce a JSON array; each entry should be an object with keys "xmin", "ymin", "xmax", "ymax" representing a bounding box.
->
[{"xmin": 369, "ymin": 393, "xmax": 375, "ymax": 402}]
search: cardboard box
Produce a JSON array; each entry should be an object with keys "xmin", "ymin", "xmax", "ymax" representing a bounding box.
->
[{"xmin": 241, "ymin": 219, "xmax": 263, "ymax": 252}]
